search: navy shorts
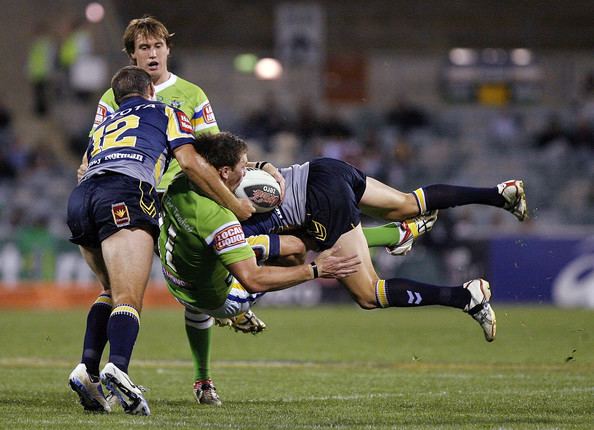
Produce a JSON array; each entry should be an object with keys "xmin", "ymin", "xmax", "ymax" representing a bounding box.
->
[
  {"xmin": 67, "ymin": 173, "xmax": 160, "ymax": 248},
  {"xmin": 305, "ymin": 158, "xmax": 367, "ymax": 250}
]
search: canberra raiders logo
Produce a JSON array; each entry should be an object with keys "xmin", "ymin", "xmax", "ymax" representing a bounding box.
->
[{"xmin": 157, "ymin": 96, "xmax": 182, "ymax": 109}]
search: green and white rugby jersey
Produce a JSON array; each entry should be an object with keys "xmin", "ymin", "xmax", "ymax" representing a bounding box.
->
[
  {"xmin": 158, "ymin": 175, "xmax": 255, "ymax": 310},
  {"xmin": 90, "ymin": 73, "xmax": 219, "ymax": 192}
]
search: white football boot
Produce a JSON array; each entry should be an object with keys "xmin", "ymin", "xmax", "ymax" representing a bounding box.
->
[
  {"xmin": 387, "ymin": 210, "xmax": 439, "ymax": 256},
  {"xmin": 463, "ymin": 279, "xmax": 496, "ymax": 342},
  {"xmin": 193, "ymin": 379, "xmax": 222, "ymax": 406},
  {"xmin": 68, "ymin": 363, "xmax": 111, "ymax": 413},
  {"xmin": 100, "ymin": 362, "xmax": 150, "ymax": 415},
  {"xmin": 215, "ymin": 310, "xmax": 267, "ymax": 334},
  {"xmin": 498, "ymin": 179, "xmax": 527, "ymax": 221}
]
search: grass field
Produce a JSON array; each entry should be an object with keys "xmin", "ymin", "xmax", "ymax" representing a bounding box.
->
[{"xmin": 0, "ymin": 305, "xmax": 592, "ymax": 429}]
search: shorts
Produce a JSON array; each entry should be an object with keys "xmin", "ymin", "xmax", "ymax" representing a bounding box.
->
[
  {"xmin": 305, "ymin": 158, "xmax": 367, "ymax": 250},
  {"xmin": 67, "ymin": 172, "xmax": 160, "ymax": 248}
]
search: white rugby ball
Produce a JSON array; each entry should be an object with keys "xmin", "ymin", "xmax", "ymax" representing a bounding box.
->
[{"xmin": 235, "ymin": 168, "xmax": 281, "ymax": 213}]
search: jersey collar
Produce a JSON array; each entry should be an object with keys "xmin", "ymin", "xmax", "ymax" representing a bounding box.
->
[
  {"xmin": 119, "ymin": 96, "xmax": 149, "ymax": 109},
  {"xmin": 154, "ymin": 73, "xmax": 178, "ymax": 93}
]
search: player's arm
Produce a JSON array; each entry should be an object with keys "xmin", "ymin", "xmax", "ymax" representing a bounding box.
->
[
  {"xmin": 247, "ymin": 160, "xmax": 286, "ymax": 201},
  {"xmin": 227, "ymin": 244, "xmax": 360, "ymax": 294},
  {"xmin": 275, "ymin": 235, "xmax": 307, "ymax": 266},
  {"xmin": 167, "ymin": 106, "xmax": 254, "ymax": 220},
  {"xmin": 174, "ymin": 144, "xmax": 255, "ymax": 220}
]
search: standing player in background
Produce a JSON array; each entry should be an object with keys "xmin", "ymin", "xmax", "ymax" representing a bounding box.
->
[
  {"xmin": 66, "ymin": 66, "xmax": 251, "ymax": 415},
  {"xmin": 89, "ymin": 16, "xmax": 230, "ymax": 194}
]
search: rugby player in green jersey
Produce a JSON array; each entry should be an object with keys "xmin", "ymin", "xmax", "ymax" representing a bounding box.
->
[{"xmin": 158, "ymin": 132, "xmax": 361, "ymax": 406}]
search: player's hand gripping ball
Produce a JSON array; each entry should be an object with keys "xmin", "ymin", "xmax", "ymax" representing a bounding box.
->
[{"xmin": 235, "ymin": 168, "xmax": 281, "ymax": 213}]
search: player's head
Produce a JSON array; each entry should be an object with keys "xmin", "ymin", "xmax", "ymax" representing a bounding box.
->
[
  {"xmin": 111, "ymin": 66, "xmax": 155, "ymax": 105},
  {"xmin": 122, "ymin": 16, "xmax": 173, "ymax": 85},
  {"xmin": 194, "ymin": 132, "xmax": 248, "ymax": 191}
]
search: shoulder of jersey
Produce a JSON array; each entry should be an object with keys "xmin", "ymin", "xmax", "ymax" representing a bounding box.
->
[
  {"xmin": 172, "ymin": 75, "xmax": 208, "ymax": 97},
  {"xmin": 99, "ymin": 88, "xmax": 117, "ymax": 107}
]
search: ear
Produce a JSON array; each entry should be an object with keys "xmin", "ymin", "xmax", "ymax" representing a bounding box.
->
[{"xmin": 219, "ymin": 166, "xmax": 231, "ymax": 181}]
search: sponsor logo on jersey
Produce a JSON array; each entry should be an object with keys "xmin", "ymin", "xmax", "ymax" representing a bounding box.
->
[
  {"xmin": 112, "ymin": 202, "xmax": 130, "ymax": 227},
  {"xmin": 94, "ymin": 105, "xmax": 108, "ymax": 126},
  {"xmin": 176, "ymin": 111, "xmax": 193, "ymax": 133},
  {"xmin": 202, "ymin": 103, "xmax": 215, "ymax": 124},
  {"xmin": 162, "ymin": 266, "xmax": 191, "ymax": 288},
  {"xmin": 214, "ymin": 224, "xmax": 246, "ymax": 252},
  {"xmin": 170, "ymin": 99, "xmax": 182, "ymax": 109}
]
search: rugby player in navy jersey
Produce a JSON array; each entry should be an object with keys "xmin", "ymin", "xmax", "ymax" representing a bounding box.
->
[
  {"xmin": 66, "ymin": 66, "xmax": 254, "ymax": 415},
  {"xmin": 241, "ymin": 157, "xmax": 527, "ymax": 342}
]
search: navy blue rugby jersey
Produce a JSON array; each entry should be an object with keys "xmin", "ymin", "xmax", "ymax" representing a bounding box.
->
[{"xmin": 82, "ymin": 96, "xmax": 195, "ymax": 187}]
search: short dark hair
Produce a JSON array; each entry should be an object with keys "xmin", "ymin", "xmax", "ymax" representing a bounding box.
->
[
  {"xmin": 111, "ymin": 66, "xmax": 152, "ymax": 105},
  {"xmin": 194, "ymin": 132, "xmax": 248, "ymax": 169}
]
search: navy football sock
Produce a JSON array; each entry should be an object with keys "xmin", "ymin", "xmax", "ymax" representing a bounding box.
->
[
  {"xmin": 375, "ymin": 278, "xmax": 470, "ymax": 309},
  {"xmin": 416, "ymin": 184, "xmax": 505, "ymax": 212},
  {"xmin": 81, "ymin": 293, "xmax": 112, "ymax": 377},
  {"xmin": 107, "ymin": 304, "xmax": 140, "ymax": 374}
]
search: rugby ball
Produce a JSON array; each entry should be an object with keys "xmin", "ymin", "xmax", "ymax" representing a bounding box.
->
[{"xmin": 235, "ymin": 168, "xmax": 281, "ymax": 213}]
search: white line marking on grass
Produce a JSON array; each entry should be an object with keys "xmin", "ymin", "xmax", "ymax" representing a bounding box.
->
[{"xmin": 1, "ymin": 357, "xmax": 593, "ymax": 373}]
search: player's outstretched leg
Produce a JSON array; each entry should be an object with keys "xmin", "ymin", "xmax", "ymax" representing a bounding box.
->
[
  {"xmin": 497, "ymin": 180, "xmax": 527, "ymax": 221},
  {"xmin": 373, "ymin": 277, "xmax": 496, "ymax": 342},
  {"xmin": 68, "ymin": 363, "xmax": 111, "ymax": 413},
  {"xmin": 413, "ymin": 180, "xmax": 528, "ymax": 222},
  {"xmin": 100, "ymin": 362, "xmax": 150, "ymax": 415},
  {"xmin": 360, "ymin": 176, "xmax": 528, "ymax": 222},
  {"xmin": 193, "ymin": 378, "xmax": 222, "ymax": 406},
  {"xmin": 463, "ymin": 279, "xmax": 496, "ymax": 342}
]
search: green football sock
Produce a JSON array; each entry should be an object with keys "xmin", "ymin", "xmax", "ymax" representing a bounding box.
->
[
  {"xmin": 363, "ymin": 223, "xmax": 403, "ymax": 248},
  {"xmin": 185, "ymin": 321, "xmax": 213, "ymax": 381}
]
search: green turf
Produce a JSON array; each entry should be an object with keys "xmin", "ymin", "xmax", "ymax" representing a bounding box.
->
[{"xmin": 0, "ymin": 306, "xmax": 592, "ymax": 429}]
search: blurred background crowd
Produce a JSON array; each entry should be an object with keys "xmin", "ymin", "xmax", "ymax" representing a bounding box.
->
[{"xmin": 0, "ymin": 1, "xmax": 593, "ymax": 302}]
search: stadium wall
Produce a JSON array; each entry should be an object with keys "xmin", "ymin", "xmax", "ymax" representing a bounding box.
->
[{"xmin": 1, "ymin": 234, "xmax": 593, "ymax": 309}]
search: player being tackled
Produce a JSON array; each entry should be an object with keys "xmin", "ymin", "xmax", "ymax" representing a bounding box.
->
[{"xmin": 158, "ymin": 132, "xmax": 361, "ymax": 407}]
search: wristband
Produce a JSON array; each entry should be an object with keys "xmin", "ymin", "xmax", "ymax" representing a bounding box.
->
[
  {"xmin": 256, "ymin": 161, "xmax": 269, "ymax": 170},
  {"xmin": 310, "ymin": 261, "xmax": 319, "ymax": 279}
]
